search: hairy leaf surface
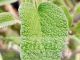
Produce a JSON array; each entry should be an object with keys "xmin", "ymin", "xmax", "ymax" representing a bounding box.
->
[{"xmin": 19, "ymin": 2, "xmax": 68, "ymax": 60}]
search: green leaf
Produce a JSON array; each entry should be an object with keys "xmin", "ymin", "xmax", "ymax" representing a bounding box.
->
[
  {"xmin": 68, "ymin": 36, "xmax": 80, "ymax": 51},
  {"xmin": 0, "ymin": 0, "xmax": 17, "ymax": 6},
  {"xmin": 0, "ymin": 12, "xmax": 16, "ymax": 28},
  {"xmin": 64, "ymin": 0, "xmax": 74, "ymax": 9},
  {"xmin": 38, "ymin": 3, "xmax": 68, "ymax": 60},
  {"xmin": 75, "ymin": 22, "xmax": 80, "ymax": 34},
  {"xmin": 4, "ymin": 36, "xmax": 20, "ymax": 44},
  {"xmin": 19, "ymin": 2, "xmax": 68, "ymax": 60},
  {"xmin": 61, "ymin": 6, "xmax": 73, "ymax": 28},
  {"xmin": 2, "ymin": 51, "xmax": 20, "ymax": 60},
  {"xmin": 52, "ymin": 0, "xmax": 65, "ymax": 6},
  {"xmin": 74, "ymin": 3, "xmax": 80, "ymax": 16},
  {"xmin": 72, "ymin": 22, "xmax": 80, "ymax": 39},
  {"xmin": 76, "ymin": 6, "xmax": 80, "ymax": 14}
]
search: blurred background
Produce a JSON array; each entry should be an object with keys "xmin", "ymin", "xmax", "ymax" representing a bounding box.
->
[
  {"xmin": 0, "ymin": 0, "xmax": 20, "ymax": 60},
  {"xmin": 1, "ymin": 0, "xmax": 80, "ymax": 60}
]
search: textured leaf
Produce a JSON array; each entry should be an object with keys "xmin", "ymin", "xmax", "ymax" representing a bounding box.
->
[
  {"xmin": 19, "ymin": 2, "xmax": 68, "ymax": 60},
  {"xmin": 0, "ymin": 12, "xmax": 16, "ymax": 28},
  {"xmin": 38, "ymin": 3, "xmax": 68, "ymax": 60}
]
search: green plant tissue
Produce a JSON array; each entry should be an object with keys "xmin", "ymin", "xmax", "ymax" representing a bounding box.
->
[
  {"xmin": 0, "ymin": 12, "xmax": 15, "ymax": 28},
  {"xmin": 61, "ymin": 6, "xmax": 73, "ymax": 28},
  {"xmin": 0, "ymin": 0, "xmax": 17, "ymax": 6},
  {"xmin": 19, "ymin": 2, "xmax": 68, "ymax": 60}
]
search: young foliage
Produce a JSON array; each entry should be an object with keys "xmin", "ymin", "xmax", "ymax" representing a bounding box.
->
[{"xmin": 19, "ymin": 1, "xmax": 68, "ymax": 60}]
